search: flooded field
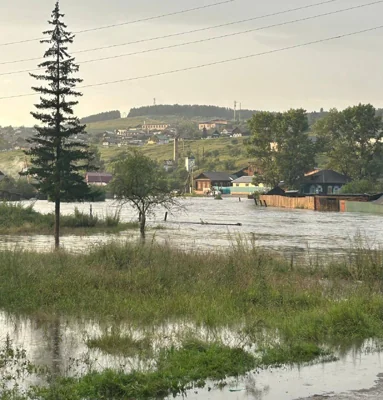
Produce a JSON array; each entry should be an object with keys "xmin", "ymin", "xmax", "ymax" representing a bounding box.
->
[
  {"xmin": 1, "ymin": 312, "xmax": 383, "ymax": 400},
  {"xmin": 0, "ymin": 197, "xmax": 382, "ymax": 254},
  {"xmin": 1, "ymin": 198, "xmax": 383, "ymax": 399}
]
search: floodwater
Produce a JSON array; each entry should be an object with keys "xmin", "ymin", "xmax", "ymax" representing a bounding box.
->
[
  {"xmin": 1, "ymin": 311, "xmax": 383, "ymax": 400},
  {"xmin": 1, "ymin": 198, "xmax": 383, "ymax": 398},
  {"xmin": 0, "ymin": 197, "xmax": 382, "ymax": 254}
]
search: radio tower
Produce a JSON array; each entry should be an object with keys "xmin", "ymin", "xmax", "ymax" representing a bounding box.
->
[
  {"xmin": 234, "ymin": 101, "xmax": 237, "ymax": 122},
  {"xmin": 153, "ymin": 98, "xmax": 156, "ymax": 106}
]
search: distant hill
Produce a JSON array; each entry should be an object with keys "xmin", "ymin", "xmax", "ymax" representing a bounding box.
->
[
  {"xmin": 84, "ymin": 116, "xmax": 181, "ymax": 134},
  {"xmin": 128, "ymin": 104, "xmax": 258, "ymax": 120},
  {"xmin": 81, "ymin": 110, "xmax": 121, "ymax": 124}
]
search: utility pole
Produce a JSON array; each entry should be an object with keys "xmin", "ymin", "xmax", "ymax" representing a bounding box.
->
[
  {"xmin": 173, "ymin": 129, "xmax": 179, "ymax": 166},
  {"xmin": 234, "ymin": 101, "xmax": 237, "ymax": 122},
  {"xmin": 239, "ymin": 102, "xmax": 242, "ymax": 123}
]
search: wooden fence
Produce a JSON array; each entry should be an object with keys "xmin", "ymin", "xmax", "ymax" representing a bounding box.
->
[{"xmin": 260, "ymin": 195, "xmax": 315, "ymax": 210}]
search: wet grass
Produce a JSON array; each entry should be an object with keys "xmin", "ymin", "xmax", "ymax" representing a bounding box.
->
[
  {"xmin": 0, "ymin": 241, "xmax": 382, "ymax": 332},
  {"xmin": 259, "ymin": 343, "xmax": 335, "ymax": 366},
  {"xmin": 2, "ymin": 241, "xmax": 383, "ymax": 398},
  {"xmin": 30, "ymin": 340, "xmax": 257, "ymax": 400},
  {"xmin": 0, "ymin": 241, "xmax": 383, "ymax": 342},
  {"xmin": 0, "ymin": 202, "xmax": 138, "ymax": 235},
  {"xmin": 87, "ymin": 334, "xmax": 153, "ymax": 358}
]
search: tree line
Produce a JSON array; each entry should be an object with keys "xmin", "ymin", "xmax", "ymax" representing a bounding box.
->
[
  {"xmin": 248, "ymin": 104, "xmax": 383, "ymax": 189},
  {"xmin": 128, "ymin": 104, "xmax": 257, "ymax": 120},
  {"xmin": 80, "ymin": 110, "xmax": 121, "ymax": 124}
]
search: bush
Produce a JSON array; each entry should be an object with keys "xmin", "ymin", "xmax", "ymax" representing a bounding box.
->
[{"xmin": 229, "ymin": 147, "xmax": 241, "ymax": 157}]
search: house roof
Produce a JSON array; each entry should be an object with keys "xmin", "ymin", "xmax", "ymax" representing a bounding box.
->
[
  {"xmin": 303, "ymin": 169, "xmax": 349, "ymax": 184},
  {"xmin": 266, "ymin": 186, "xmax": 286, "ymax": 195},
  {"xmin": 86, "ymin": 172, "xmax": 113, "ymax": 184},
  {"xmin": 232, "ymin": 176, "xmax": 254, "ymax": 184},
  {"xmin": 195, "ymin": 172, "xmax": 232, "ymax": 182}
]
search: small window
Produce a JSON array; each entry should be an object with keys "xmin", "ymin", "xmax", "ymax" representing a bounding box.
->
[
  {"xmin": 236, "ymin": 184, "xmax": 240, "ymax": 187},
  {"xmin": 245, "ymin": 184, "xmax": 249, "ymax": 187}
]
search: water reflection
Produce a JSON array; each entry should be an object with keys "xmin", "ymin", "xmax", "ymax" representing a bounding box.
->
[
  {"xmin": 0, "ymin": 198, "xmax": 381, "ymax": 255},
  {"xmin": 1, "ymin": 311, "xmax": 383, "ymax": 400}
]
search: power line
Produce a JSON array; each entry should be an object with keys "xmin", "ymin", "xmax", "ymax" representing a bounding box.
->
[
  {"xmin": 1, "ymin": 24, "xmax": 382, "ymax": 100},
  {"xmin": 0, "ymin": 0, "xmax": 235, "ymax": 48},
  {"xmin": 1, "ymin": 0, "xmax": 382, "ymax": 77},
  {"xmin": 0, "ymin": 0, "xmax": 341, "ymax": 65}
]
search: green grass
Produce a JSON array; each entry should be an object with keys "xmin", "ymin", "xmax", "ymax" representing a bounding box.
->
[
  {"xmin": 29, "ymin": 340, "xmax": 257, "ymax": 400},
  {"xmin": 99, "ymin": 137, "xmax": 249, "ymax": 173},
  {"xmin": 85, "ymin": 116, "xmax": 187, "ymax": 134},
  {"xmin": 0, "ymin": 202, "xmax": 137, "ymax": 235},
  {"xmin": 0, "ymin": 137, "xmax": 250, "ymax": 180},
  {"xmin": 0, "ymin": 241, "xmax": 383, "ymax": 335},
  {"xmin": 87, "ymin": 334, "xmax": 153, "ymax": 358},
  {"xmin": 2, "ymin": 241, "xmax": 383, "ymax": 398}
]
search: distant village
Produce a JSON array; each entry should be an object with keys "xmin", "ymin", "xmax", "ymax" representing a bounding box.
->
[{"xmin": 101, "ymin": 119, "xmax": 249, "ymax": 149}]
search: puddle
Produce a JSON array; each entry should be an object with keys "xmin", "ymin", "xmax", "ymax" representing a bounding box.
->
[
  {"xmin": 179, "ymin": 344, "xmax": 383, "ymax": 399},
  {"xmin": 1, "ymin": 311, "xmax": 383, "ymax": 399}
]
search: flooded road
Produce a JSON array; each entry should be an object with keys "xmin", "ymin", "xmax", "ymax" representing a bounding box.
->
[
  {"xmin": 0, "ymin": 197, "xmax": 382, "ymax": 254},
  {"xmin": 1, "ymin": 312, "xmax": 383, "ymax": 400}
]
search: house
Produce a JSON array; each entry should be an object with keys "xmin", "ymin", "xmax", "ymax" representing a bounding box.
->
[
  {"xmin": 86, "ymin": 172, "xmax": 113, "ymax": 186},
  {"xmin": 232, "ymin": 163, "xmax": 257, "ymax": 179},
  {"xmin": 163, "ymin": 160, "xmax": 174, "ymax": 172},
  {"xmin": 185, "ymin": 156, "xmax": 195, "ymax": 172},
  {"xmin": 198, "ymin": 120, "xmax": 228, "ymax": 131},
  {"xmin": 199, "ymin": 121, "xmax": 217, "ymax": 131},
  {"xmin": 231, "ymin": 127, "xmax": 242, "ymax": 137},
  {"xmin": 194, "ymin": 172, "xmax": 232, "ymax": 193},
  {"xmin": 212, "ymin": 130, "xmax": 221, "ymax": 139},
  {"xmin": 142, "ymin": 123, "xmax": 169, "ymax": 132},
  {"xmin": 301, "ymin": 169, "xmax": 349, "ymax": 195},
  {"xmin": 157, "ymin": 135, "xmax": 170, "ymax": 145},
  {"xmin": 231, "ymin": 176, "xmax": 266, "ymax": 195}
]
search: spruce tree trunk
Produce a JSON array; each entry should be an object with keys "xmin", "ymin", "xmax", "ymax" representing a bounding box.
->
[
  {"xmin": 140, "ymin": 213, "xmax": 146, "ymax": 240},
  {"xmin": 55, "ymin": 199, "xmax": 60, "ymax": 249},
  {"xmin": 55, "ymin": 40, "xmax": 61, "ymax": 250}
]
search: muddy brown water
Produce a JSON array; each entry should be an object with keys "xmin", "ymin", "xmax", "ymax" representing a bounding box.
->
[{"xmin": 1, "ymin": 197, "xmax": 382, "ymax": 254}]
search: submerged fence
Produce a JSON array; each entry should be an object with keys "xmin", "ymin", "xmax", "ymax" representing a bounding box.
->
[{"xmin": 260, "ymin": 195, "xmax": 315, "ymax": 210}]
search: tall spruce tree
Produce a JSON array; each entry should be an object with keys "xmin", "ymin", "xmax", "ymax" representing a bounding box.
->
[{"xmin": 26, "ymin": 2, "xmax": 93, "ymax": 248}]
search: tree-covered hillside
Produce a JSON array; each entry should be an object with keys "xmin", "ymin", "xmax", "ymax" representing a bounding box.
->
[
  {"xmin": 128, "ymin": 104, "xmax": 257, "ymax": 120},
  {"xmin": 81, "ymin": 111, "xmax": 121, "ymax": 124}
]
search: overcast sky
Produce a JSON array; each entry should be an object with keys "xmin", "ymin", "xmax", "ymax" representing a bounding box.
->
[{"xmin": 0, "ymin": 0, "xmax": 383, "ymax": 126}]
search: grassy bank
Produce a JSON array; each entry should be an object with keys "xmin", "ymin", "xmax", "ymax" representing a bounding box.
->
[
  {"xmin": 0, "ymin": 241, "xmax": 382, "ymax": 334},
  {"xmin": 0, "ymin": 203, "xmax": 137, "ymax": 235},
  {"xmin": 1, "ymin": 242, "xmax": 383, "ymax": 398}
]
